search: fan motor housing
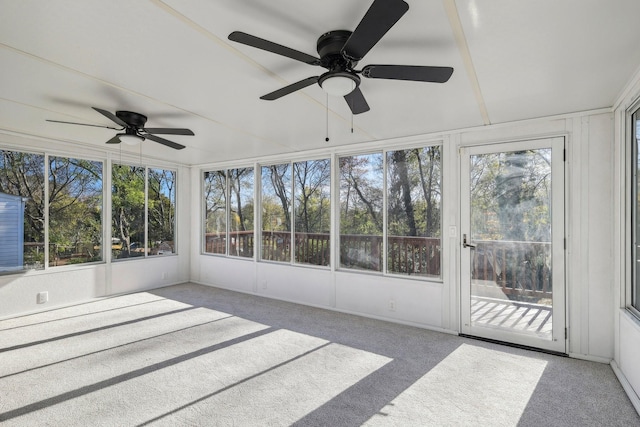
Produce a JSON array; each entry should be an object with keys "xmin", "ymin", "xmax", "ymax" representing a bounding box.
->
[
  {"xmin": 317, "ymin": 30, "xmax": 354, "ymax": 69},
  {"xmin": 116, "ymin": 111, "xmax": 147, "ymax": 128}
]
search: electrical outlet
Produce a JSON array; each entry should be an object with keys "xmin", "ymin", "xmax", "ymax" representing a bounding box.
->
[
  {"xmin": 37, "ymin": 291, "xmax": 48, "ymax": 304},
  {"xmin": 161, "ymin": 272, "xmax": 168, "ymax": 280},
  {"xmin": 389, "ymin": 299, "xmax": 396, "ymax": 311},
  {"xmin": 262, "ymin": 279, "xmax": 268, "ymax": 289}
]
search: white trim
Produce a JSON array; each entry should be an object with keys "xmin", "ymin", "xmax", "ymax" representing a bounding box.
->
[
  {"xmin": 459, "ymin": 137, "xmax": 566, "ymax": 353},
  {"xmin": 611, "ymin": 360, "xmax": 640, "ymax": 415}
]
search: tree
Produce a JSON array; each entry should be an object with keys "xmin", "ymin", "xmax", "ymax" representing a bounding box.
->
[
  {"xmin": 263, "ymin": 164, "xmax": 291, "ymax": 231},
  {"xmin": 204, "ymin": 170, "xmax": 227, "ymax": 235},
  {"xmin": 111, "ymin": 164, "xmax": 145, "ymax": 258},
  {"xmin": 340, "ymin": 154, "xmax": 383, "ymax": 235},
  {"xmin": 0, "ymin": 151, "xmax": 45, "ymax": 245},
  {"xmin": 148, "ymin": 169, "xmax": 176, "ymax": 246},
  {"xmin": 294, "ymin": 159, "xmax": 330, "ymax": 233},
  {"xmin": 49, "ymin": 157, "xmax": 102, "ymax": 261}
]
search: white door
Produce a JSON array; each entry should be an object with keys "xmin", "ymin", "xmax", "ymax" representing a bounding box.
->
[{"xmin": 460, "ymin": 138, "xmax": 566, "ymax": 353}]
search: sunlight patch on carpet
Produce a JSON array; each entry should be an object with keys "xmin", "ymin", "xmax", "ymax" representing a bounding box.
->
[{"xmin": 364, "ymin": 343, "xmax": 547, "ymax": 426}]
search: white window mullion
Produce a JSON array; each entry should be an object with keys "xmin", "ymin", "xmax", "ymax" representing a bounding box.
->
[
  {"xmin": 43, "ymin": 154, "xmax": 50, "ymax": 269},
  {"xmin": 144, "ymin": 167, "xmax": 149, "ymax": 258},
  {"xmin": 382, "ymin": 150, "xmax": 388, "ymax": 275}
]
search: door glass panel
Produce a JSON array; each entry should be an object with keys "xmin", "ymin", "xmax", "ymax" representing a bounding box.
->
[{"xmin": 469, "ymin": 149, "xmax": 553, "ymax": 339}]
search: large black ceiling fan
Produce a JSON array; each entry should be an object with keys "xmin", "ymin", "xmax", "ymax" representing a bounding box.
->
[
  {"xmin": 228, "ymin": 0, "xmax": 453, "ymax": 114},
  {"xmin": 47, "ymin": 107, "xmax": 194, "ymax": 150}
]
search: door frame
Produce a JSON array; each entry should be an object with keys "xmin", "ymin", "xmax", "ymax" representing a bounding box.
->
[{"xmin": 459, "ymin": 137, "xmax": 567, "ymax": 353}]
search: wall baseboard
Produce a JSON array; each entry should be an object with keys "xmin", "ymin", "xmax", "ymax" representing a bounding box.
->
[{"xmin": 611, "ymin": 360, "xmax": 640, "ymax": 416}]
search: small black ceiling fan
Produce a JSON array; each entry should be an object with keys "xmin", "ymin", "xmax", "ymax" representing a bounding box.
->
[
  {"xmin": 47, "ymin": 107, "xmax": 194, "ymax": 150},
  {"xmin": 228, "ymin": 0, "xmax": 453, "ymax": 114}
]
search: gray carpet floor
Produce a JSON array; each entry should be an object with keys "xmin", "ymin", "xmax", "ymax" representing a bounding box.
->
[{"xmin": 0, "ymin": 282, "xmax": 638, "ymax": 426}]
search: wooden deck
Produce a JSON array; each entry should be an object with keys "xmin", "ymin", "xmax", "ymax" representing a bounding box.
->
[{"xmin": 470, "ymin": 296, "xmax": 553, "ymax": 339}]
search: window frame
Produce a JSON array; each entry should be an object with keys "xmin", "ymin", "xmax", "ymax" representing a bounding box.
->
[
  {"xmin": 0, "ymin": 146, "xmax": 109, "ymax": 273},
  {"xmin": 111, "ymin": 161, "xmax": 178, "ymax": 262},
  {"xmin": 385, "ymin": 145, "xmax": 443, "ymax": 279},
  {"xmin": 336, "ymin": 143, "xmax": 443, "ymax": 281},
  {"xmin": 629, "ymin": 102, "xmax": 640, "ymax": 318},
  {"xmin": 256, "ymin": 158, "xmax": 333, "ymax": 268},
  {"xmin": 201, "ymin": 166, "xmax": 256, "ymax": 260},
  {"xmin": 48, "ymin": 155, "xmax": 105, "ymax": 268}
]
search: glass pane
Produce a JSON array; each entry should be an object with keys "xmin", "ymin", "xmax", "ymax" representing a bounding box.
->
[
  {"xmin": 261, "ymin": 164, "xmax": 291, "ymax": 262},
  {"xmin": 339, "ymin": 153, "xmax": 383, "ymax": 271},
  {"xmin": 49, "ymin": 157, "xmax": 103, "ymax": 266},
  {"xmin": 111, "ymin": 164, "xmax": 145, "ymax": 260},
  {"xmin": 204, "ymin": 171, "xmax": 227, "ymax": 255},
  {"xmin": 148, "ymin": 169, "xmax": 175, "ymax": 256},
  {"xmin": 229, "ymin": 167, "xmax": 254, "ymax": 258},
  {"xmin": 469, "ymin": 149, "xmax": 553, "ymax": 339},
  {"xmin": 635, "ymin": 111, "xmax": 640, "ymax": 311},
  {"xmin": 0, "ymin": 150, "xmax": 45, "ymax": 271},
  {"xmin": 294, "ymin": 159, "xmax": 331, "ymax": 266},
  {"xmin": 386, "ymin": 147, "xmax": 441, "ymax": 277}
]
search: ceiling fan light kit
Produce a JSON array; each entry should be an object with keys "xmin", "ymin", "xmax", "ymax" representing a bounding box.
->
[
  {"xmin": 118, "ymin": 133, "xmax": 144, "ymax": 145},
  {"xmin": 319, "ymin": 72, "xmax": 359, "ymax": 96},
  {"xmin": 228, "ymin": 0, "xmax": 453, "ymax": 114}
]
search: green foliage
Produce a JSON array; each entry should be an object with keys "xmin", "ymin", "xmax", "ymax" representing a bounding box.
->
[
  {"xmin": 0, "ymin": 150, "xmax": 45, "ymax": 245},
  {"xmin": 112, "ymin": 164, "xmax": 145, "ymax": 258}
]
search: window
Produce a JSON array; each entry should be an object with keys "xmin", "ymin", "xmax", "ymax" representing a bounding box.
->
[
  {"xmin": 229, "ymin": 168, "xmax": 254, "ymax": 258},
  {"xmin": 339, "ymin": 153, "xmax": 384, "ymax": 272},
  {"xmin": 148, "ymin": 169, "xmax": 176, "ymax": 256},
  {"xmin": 387, "ymin": 147, "xmax": 441, "ymax": 277},
  {"xmin": 633, "ymin": 108, "xmax": 640, "ymax": 312},
  {"xmin": 294, "ymin": 159, "xmax": 331, "ymax": 266},
  {"xmin": 0, "ymin": 150, "xmax": 105, "ymax": 271},
  {"xmin": 49, "ymin": 157, "xmax": 103, "ymax": 266},
  {"xmin": 111, "ymin": 164, "xmax": 145, "ymax": 259},
  {"xmin": 204, "ymin": 170, "xmax": 227, "ymax": 254},
  {"xmin": 0, "ymin": 150, "xmax": 45, "ymax": 271},
  {"xmin": 203, "ymin": 167, "xmax": 255, "ymax": 258},
  {"xmin": 112, "ymin": 164, "xmax": 176, "ymax": 260},
  {"xmin": 261, "ymin": 164, "xmax": 291, "ymax": 262}
]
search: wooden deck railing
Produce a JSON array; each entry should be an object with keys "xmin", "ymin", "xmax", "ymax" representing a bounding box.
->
[
  {"xmin": 203, "ymin": 233, "xmax": 553, "ymax": 299},
  {"xmin": 471, "ymin": 240, "xmax": 552, "ymax": 299},
  {"xmin": 204, "ymin": 231, "xmax": 441, "ymax": 275}
]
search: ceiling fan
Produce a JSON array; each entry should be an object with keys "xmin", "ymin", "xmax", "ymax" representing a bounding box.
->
[
  {"xmin": 228, "ymin": 0, "xmax": 453, "ymax": 114},
  {"xmin": 47, "ymin": 107, "xmax": 194, "ymax": 150}
]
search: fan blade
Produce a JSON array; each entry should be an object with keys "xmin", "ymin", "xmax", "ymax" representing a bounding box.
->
[
  {"xmin": 260, "ymin": 76, "xmax": 319, "ymax": 100},
  {"xmin": 341, "ymin": 0, "xmax": 409, "ymax": 61},
  {"xmin": 92, "ymin": 107, "xmax": 128, "ymax": 127},
  {"xmin": 105, "ymin": 135, "xmax": 121, "ymax": 144},
  {"xmin": 361, "ymin": 65, "xmax": 453, "ymax": 82},
  {"xmin": 229, "ymin": 31, "xmax": 321, "ymax": 66},
  {"xmin": 46, "ymin": 119, "xmax": 121, "ymax": 130},
  {"xmin": 145, "ymin": 133, "xmax": 186, "ymax": 150},
  {"xmin": 143, "ymin": 128, "xmax": 194, "ymax": 136},
  {"xmin": 344, "ymin": 87, "xmax": 370, "ymax": 114}
]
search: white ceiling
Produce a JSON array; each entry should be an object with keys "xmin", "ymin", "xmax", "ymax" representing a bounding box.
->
[{"xmin": 1, "ymin": 0, "xmax": 640, "ymax": 165}]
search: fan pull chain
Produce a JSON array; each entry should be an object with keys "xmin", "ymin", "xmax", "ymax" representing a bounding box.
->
[
  {"xmin": 350, "ymin": 101, "xmax": 354, "ymax": 134},
  {"xmin": 325, "ymin": 92, "xmax": 330, "ymax": 142}
]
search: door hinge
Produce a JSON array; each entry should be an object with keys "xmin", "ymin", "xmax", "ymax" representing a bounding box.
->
[
  {"xmin": 564, "ymin": 238, "xmax": 566, "ymax": 250},
  {"xmin": 563, "ymin": 148, "xmax": 566, "ymax": 162},
  {"xmin": 565, "ymin": 327, "xmax": 568, "ymax": 339}
]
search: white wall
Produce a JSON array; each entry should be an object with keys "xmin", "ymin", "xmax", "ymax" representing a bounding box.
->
[
  {"xmin": 191, "ymin": 109, "xmax": 617, "ymax": 359},
  {"xmin": 0, "ymin": 132, "xmax": 191, "ymax": 319}
]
